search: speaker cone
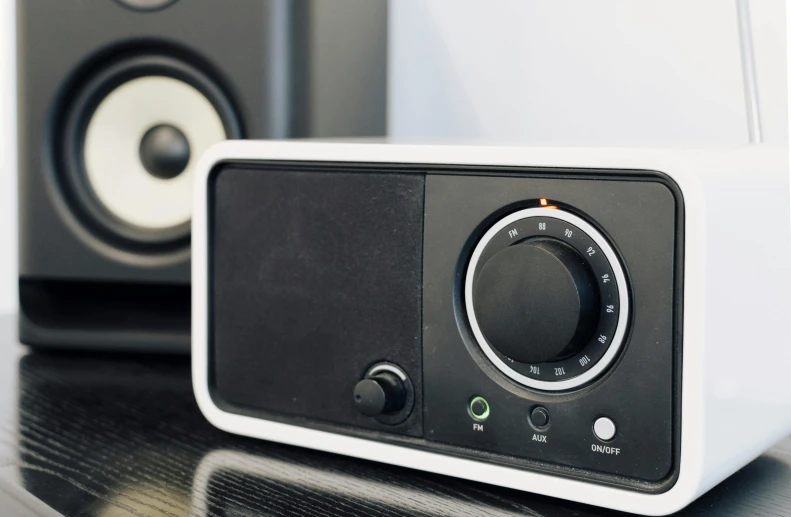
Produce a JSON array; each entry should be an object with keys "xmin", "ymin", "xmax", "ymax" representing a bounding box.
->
[{"xmin": 59, "ymin": 53, "xmax": 242, "ymax": 252}]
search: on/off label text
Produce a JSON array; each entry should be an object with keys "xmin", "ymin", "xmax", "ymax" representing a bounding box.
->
[{"xmin": 591, "ymin": 444, "xmax": 620, "ymax": 455}]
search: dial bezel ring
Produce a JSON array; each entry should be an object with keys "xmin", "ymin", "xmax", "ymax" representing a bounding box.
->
[{"xmin": 464, "ymin": 207, "xmax": 630, "ymax": 391}]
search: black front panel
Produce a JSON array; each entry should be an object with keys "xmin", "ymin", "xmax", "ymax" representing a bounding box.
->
[
  {"xmin": 422, "ymin": 174, "xmax": 677, "ymax": 484},
  {"xmin": 211, "ymin": 167, "xmax": 425, "ymax": 436},
  {"xmin": 209, "ymin": 162, "xmax": 681, "ymax": 491}
]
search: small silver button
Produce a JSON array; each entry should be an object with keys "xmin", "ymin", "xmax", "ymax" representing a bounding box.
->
[{"xmin": 594, "ymin": 417, "xmax": 616, "ymax": 441}]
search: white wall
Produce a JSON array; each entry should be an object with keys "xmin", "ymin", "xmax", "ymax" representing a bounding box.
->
[
  {"xmin": 749, "ymin": 0, "xmax": 789, "ymax": 145},
  {"xmin": 0, "ymin": 0, "xmax": 16, "ymax": 314},
  {"xmin": 389, "ymin": 0, "xmax": 786, "ymax": 147}
]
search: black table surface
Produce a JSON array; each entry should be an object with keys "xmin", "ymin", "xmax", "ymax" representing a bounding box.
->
[{"xmin": 0, "ymin": 316, "xmax": 789, "ymax": 517}]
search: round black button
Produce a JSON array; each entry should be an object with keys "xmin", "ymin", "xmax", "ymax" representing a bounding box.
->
[
  {"xmin": 353, "ymin": 372, "xmax": 406, "ymax": 417},
  {"xmin": 530, "ymin": 406, "xmax": 550, "ymax": 429},
  {"xmin": 139, "ymin": 124, "xmax": 191, "ymax": 180},
  {"xmin": 472, "ymin": 238, "xmax": 600, "ymax": 364}
]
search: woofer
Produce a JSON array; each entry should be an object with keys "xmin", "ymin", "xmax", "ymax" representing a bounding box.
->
[{"xmin": 58, "ymin": 52, "xmax": 242, "ymax": 252}]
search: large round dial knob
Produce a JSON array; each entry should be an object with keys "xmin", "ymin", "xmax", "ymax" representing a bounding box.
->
[
  {"xmin": 472, "ymin": 238, "xmax": 599, "ymax": 364},
  {"xmin": 465, "ymin": 206, "xmax": 629, "ymax": 391}
]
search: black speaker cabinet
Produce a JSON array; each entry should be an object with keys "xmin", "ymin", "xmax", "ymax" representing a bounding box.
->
[{"xmin": 16, "ymin": 0, "xmax": 308, "ymax": 352}]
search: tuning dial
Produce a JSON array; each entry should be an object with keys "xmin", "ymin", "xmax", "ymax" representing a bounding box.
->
[
  {"xmin": 465, "ymin": 206, "xmax": 629, "ymax": 391},
  {"xmin": 473, "ymin": 238, "xmax": 599, "ymax": 364}
]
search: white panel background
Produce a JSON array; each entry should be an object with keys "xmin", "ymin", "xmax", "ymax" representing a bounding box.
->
[
  {"xmin": 750, "ymin": 0, "xmax": 789, "ymax": 145},
  {"xmin": 0, "ymin": 0, "xmax": 16, "ymax": 314},
  {"xmin": 389, "ymin": 0, "xmax": 785, "ymax": 146}
]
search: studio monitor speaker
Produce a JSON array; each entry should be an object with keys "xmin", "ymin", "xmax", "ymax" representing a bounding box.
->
[
  {"xmin": 193, "ymin": 141, "xmax": 791, "ymax": 515},
  {"xmin": 16, "ymin": 0, "xmax": 307, "ymax": 352}
]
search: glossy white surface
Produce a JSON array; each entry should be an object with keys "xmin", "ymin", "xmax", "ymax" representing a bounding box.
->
[{"xmin": 0, "ymin": 0, "xmax": 16, "ymax": 313}]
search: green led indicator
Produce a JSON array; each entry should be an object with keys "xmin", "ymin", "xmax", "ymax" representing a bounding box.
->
[{"xmin": 468, "ymin": 396, "xmax": 490, "ymax": 422}]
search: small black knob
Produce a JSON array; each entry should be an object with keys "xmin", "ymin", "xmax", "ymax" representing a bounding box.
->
[
  {"xmin": 473, "ymin": 238, "xmax": 599, "ymax": 364},
  {"xmin": 353, "ymin": 372, "xmax": 406, "ymax": 417},
  {"xmin": 139, "ymin": 124, "xmax": 191, "ymax": 179}
]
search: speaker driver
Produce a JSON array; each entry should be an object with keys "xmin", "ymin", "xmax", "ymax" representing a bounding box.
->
[{"xmin": 60, "ymin": 53, "xmax": 242, "ymax": 251}]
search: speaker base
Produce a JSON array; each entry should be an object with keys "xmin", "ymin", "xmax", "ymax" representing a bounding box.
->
[{"xmin": 19, "ymin": 279, "xmax": 190, "ymax": 354}]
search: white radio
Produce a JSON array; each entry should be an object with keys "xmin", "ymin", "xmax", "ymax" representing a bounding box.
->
[{"xmin": 193, "ymin": 141, "xmax": 791, "ymax": 515}]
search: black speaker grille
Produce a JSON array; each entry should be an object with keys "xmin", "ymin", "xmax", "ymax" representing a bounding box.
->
[{"xmin": 210, "ymin": 165, "xmax": 425, "ymax": 435}]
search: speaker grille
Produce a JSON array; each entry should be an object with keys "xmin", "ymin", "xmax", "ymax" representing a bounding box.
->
[{"xmin": 210, "ymin": 165, "xmax": 425, "ymax": 435}]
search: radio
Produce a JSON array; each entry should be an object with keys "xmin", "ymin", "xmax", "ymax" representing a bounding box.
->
[{"xmin": 192, "ymin": 141, "xmax": 791, "ymax": 515}]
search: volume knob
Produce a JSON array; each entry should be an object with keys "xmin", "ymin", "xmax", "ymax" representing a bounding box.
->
[{"xmin": 353, "ymin": 372, "xmax": 407, "ymax": 417}]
